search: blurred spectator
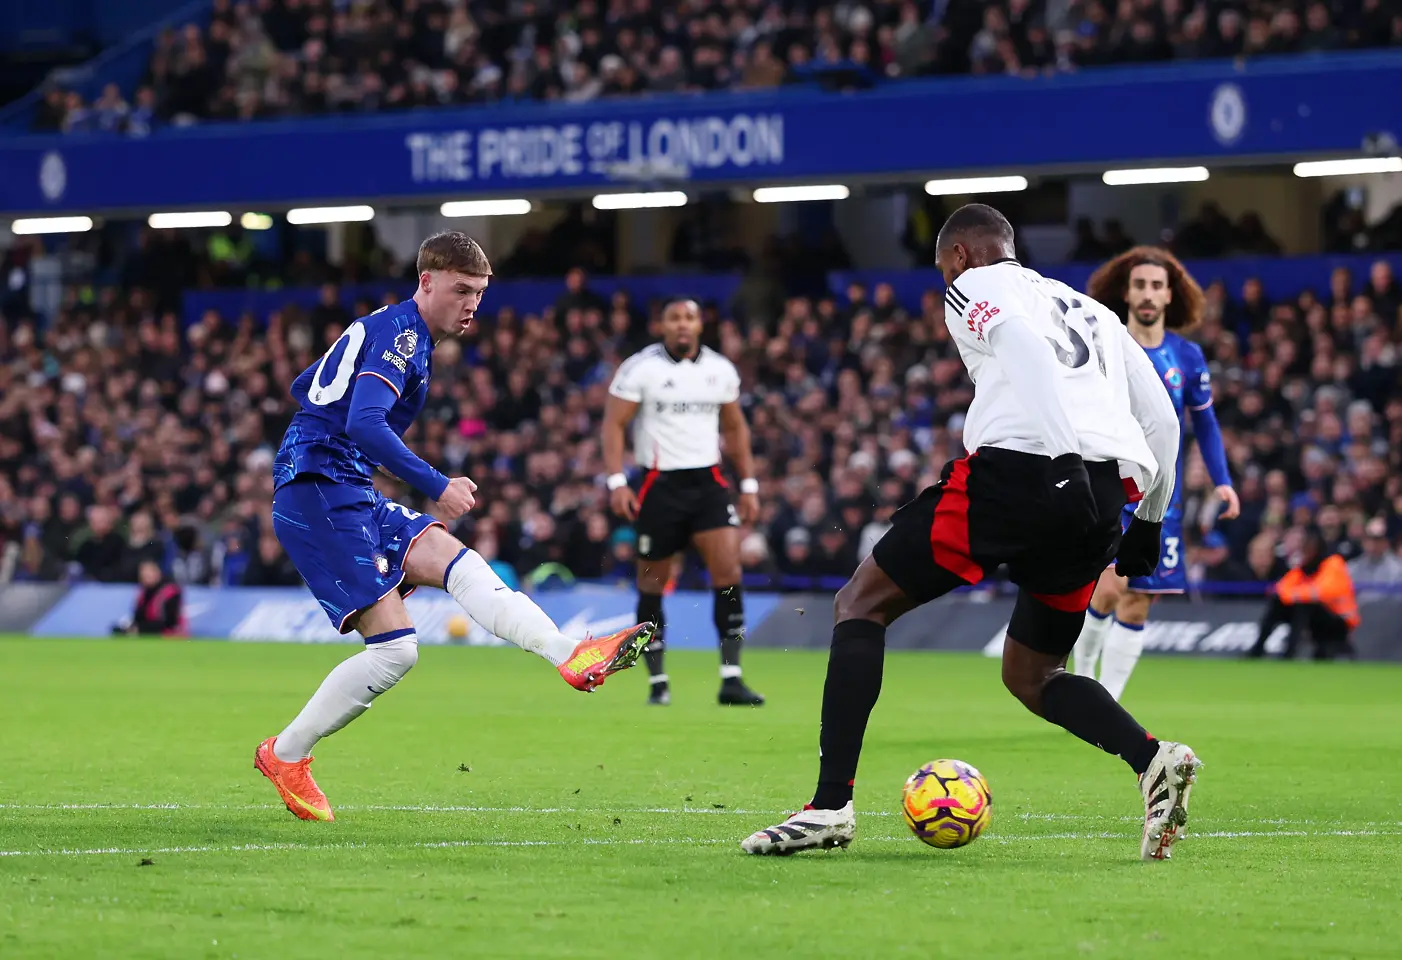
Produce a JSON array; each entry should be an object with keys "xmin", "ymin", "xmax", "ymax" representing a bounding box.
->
[
  {"xmin": 1347, "ymin": 517, "xmax": 1402, "ymax": 600},
  {"xmin": 113, "ymin": 559, "xmax": 186, "ymax": 636},
  {"xmin": 74, "ymin": 506, "xmax": 127, "ymax": 582},
  {"xmin": 242, "ymin": 532, "xmax": 303, "ymax": 587},
  {"xmin": 1248, "ymin": 530, "xmax": 1359, "ymax": 659}
]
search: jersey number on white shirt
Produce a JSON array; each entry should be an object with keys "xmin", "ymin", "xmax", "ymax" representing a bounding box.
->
[{"xmin": 1047, "ymin": 296, "xmax": 1106, "ymax": 377}]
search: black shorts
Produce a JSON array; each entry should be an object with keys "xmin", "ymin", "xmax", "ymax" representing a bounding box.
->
[
  {"xmin": 634, "ymin": 466, "xmax": 736, "ymax": 560},
  {"xmin": 872, "ymin": 446, "xmax": 1129, "ymax": 611}
]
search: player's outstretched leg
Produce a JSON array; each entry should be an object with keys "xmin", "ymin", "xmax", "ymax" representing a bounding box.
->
[
  {"xmin": 742, "ymin": 558, "xmax": 918, "ymax": 855},
  {"xmin": 406, "ymin": 527, "xmax": 652, "ymax": 692},
  {"xmin": 257, "ymin": 596, "xmax": 420, "ymax": 821},
  {"xmin": 1071, "ymin": 569, "xmax": 1122, "ymax": 679},
  {"xmin": 1001, "ymin": 589, "xmax": 1199, "ymax": 861}
]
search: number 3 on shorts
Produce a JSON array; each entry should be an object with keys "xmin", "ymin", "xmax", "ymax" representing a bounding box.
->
[{"xmin": 1162, "ymin": 536, "xmax": 1180, "ymax": 569}]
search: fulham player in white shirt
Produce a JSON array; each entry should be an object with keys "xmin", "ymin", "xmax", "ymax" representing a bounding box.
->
[
  {"xmin": 603, "ymin": 297, "xmax": 765, "ymax": 706},
  {"xmin": 742, "ymin": 204, "xmax": 1201, "ymax": 861}
]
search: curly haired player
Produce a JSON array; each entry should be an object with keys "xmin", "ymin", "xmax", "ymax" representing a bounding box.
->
[{"xmin": 1070, "ymin": 247, "xmax": 1239, "ymax": 700}]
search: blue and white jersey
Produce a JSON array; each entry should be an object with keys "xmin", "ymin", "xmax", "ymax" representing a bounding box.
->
[
  {"xmin": 273, "ymin": 300, "xmax": 434, "ymax": 490},
  {"xmin": 1135, "ymin": 330, "xmax": 1214, "ymax": 513}
]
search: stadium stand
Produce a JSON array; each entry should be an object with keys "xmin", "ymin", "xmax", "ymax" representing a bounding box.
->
[
  {"xmin": 31, "ymin": 0, "xmax": 1402, "ymax": 133},
  {"xmin": 0, "ymin": 250, "xmax": 1399, "ymax": 592}
]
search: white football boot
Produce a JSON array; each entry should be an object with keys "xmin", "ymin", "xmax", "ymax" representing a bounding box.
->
[
  {"xmin": 1139, "ymin": 741, "xmax": 1202, "ymax": 861},
  {"xmin": 741, "ymin": 802, "xmax": 856, "ymax": 855}
]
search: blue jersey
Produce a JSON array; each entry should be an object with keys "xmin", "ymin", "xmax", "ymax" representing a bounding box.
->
[
  {"xmin": 273, "ymin": 300, "xmax": 434, "ymax": 491},
  {"xmin": 1138, "ymin": 330, "xmax": 1214, "ymax": 512}
]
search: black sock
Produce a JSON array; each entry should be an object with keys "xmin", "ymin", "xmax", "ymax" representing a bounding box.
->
[
  {"xmin": 812, "ymin": 619, "xmax": 887, "ymax": 809},
  {"xmin": 1040, "ymin": 672, "xmax": 1160, "ymax": 775},
  {"xmin": 714, "ymin": 585, "xmax": 745, "ymax": 675},
  {"xmin": 637, "ymin": 592, "xmax": 666, "ymax": 685}
]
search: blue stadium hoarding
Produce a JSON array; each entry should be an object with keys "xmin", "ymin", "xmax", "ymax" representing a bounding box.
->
[{"xmin": 0, "ymin": 52, "xmax": 1399, "ymax": 214}]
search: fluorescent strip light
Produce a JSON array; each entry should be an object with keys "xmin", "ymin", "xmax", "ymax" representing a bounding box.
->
[
  {"xmin": 752, "ymin": 184, "xmax": 850, "ymax": 203},
  {"xmin": 590, "ymin": 191, "xmax": 688, "ymax": 210},
  {"xmin": 240, "ymin": 212, "xmax": 274, "ymax": 231},
  {"xmin": 1293, "ymin": 157, "xmax": 1402, "ymax": 178},
  {"xmin": 441, "ymin": 198, "xmax": 532, "ymax": 217},
  {"xmin": 1102, "ymin": 166, "xmax": 1209, "ymax": 186},
  {"xmin": 148, "ymin": 211, "xmax": 232, "ymax": 229},
  {"xmin": 11, "ymin": 216, "xmax": 94, "ymax": 235},
  {"xmin": 924, "ymin": 176, "xmax": 1028, "ymax": 196},
  {"xmin": 286, "ymin": 205, "xmax": 375, "ymax": 224}
]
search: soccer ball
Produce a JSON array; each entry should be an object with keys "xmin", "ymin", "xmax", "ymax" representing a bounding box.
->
[
  {"xmin": 901, "ymin": 759, "xmax": 992, "ymax": 848},
  {"xmin": 446, "ymin": 614, "xmax": 470, "ymax": 640}
]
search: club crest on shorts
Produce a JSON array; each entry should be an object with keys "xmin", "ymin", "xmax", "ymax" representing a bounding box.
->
[
  {"xmin": 374, "ymin": 554, "xmax": 390, "ymax": 575},
  {"xmin": 394, "ymin": 329, "xmax": 418, "ymax": 359},
  {"xmin": 638, "ymin": 535, "xmax": 652, "ymax": 556}
]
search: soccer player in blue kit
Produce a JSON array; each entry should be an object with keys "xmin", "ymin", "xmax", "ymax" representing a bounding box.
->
[
  {"xmin": 1071, "ymin": 247, "xmax": 1239, "ymax": 700},
  {"xmin": 254, "ymin": 232, "xmax": 654, "ymax": 821}
]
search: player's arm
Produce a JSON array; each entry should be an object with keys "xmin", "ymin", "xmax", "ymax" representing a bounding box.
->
[
  {"xmin": 346, "ymin": 374, "xmax": 451, "ymax": 501},
  {"xmin": 719, "ymin": 400, "xmax": 760, "ymax": 524},
  {"xmin": 1184, "ymin": 351, "xmax": 1240, "ymax": 520},
  {"xmin": 1120, "ymin": 325, "xmax": 1181, "ymax": 524},
  {"xmin": 1113, "ymin": 324, "xmax": 1182, "ymax": 577},
  {"xmin": 603, "ymin": 358, "xmax": 644, "ymax": 521}
]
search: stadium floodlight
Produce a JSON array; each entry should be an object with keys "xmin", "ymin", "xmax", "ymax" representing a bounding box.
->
[
  {"xmin": 1293, "ymin": 157, "xmax": 1402, "ymax": 178},
  {"xmin": 590, "ymin": 191, "xmax": 688, "ymax": 210},
  {"xmin": 1102, "ymin": 166, "xmax": 1209, "ymax": 186},
  {"xmin": 286, "ymin": 205, "xmax": 376, "ymax": 224},
  {"xmin": 923, "ymin": 176, "xmax": 1028, "ymax": 196},
  {"xmin": 11, "ymin": 216, "xmax": 95, "ymax": 235},
  {"xmin": 147, "ymin": 211, "xmax": 233, "ymax": 229},
  {"xmin": 752, "ymin": 184, "xmax": 850, "ymax": 203},
  {"xmin": 240, "ymin": 213, "xmax": 274, "ymax": 230},
  {"xmin": 441, "ymin": 199, "xmax": 533, "ymax": 217}
]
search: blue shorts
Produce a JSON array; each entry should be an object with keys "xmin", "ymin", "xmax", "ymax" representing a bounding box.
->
[
  {"xmin": 1117, "ymin": 504, "xmax": 1185, "ymax": 594},
  {"xmin": 272, "ymin": 476, "xmax": 442, "ymax": 633}
]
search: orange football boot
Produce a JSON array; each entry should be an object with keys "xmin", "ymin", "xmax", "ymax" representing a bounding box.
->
[
  {"xmin": 558, "ymin": 622, "xmax": 655, "ymax": 692},
  {"xmin": 254, "ymin": 736, "xmax": 334, "ymax": 822}
]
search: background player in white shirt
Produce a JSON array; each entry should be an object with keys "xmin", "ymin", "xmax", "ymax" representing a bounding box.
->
[
  {"xmin": 603, "ymin": 298, "xmax": 765, "ymax": 706},
  {"xmin": 742, "ymin": 204, "xmax": 1200, "ymax": 861}
]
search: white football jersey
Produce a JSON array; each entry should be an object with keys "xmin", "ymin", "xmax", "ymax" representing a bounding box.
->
[
  {"xmin": 942, "ymin": 260, "xmax": 1161, "ymax": 489},
  {"xmin": 608, "ymin": 344, "xmax": 741, "ymax": 470}
]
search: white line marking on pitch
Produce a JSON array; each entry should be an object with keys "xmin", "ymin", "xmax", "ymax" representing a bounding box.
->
[
  {"xmin": 0, "ymin": 830, "xmax": 1398, "ymax": 859},
  {"xmin": 2, "ymin": 803, "xmax": 1399, "ymax": 831}
]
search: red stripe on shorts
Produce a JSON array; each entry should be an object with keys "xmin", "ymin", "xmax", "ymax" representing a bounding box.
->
[
  {"xmin": 1031, "ymin": 580, "xmax": 1097, "ymax": 613},
  {"xmin": 710, "ymin": 465, "xmax": 729, "ymax": 488},
  {"xmin": 929, "ymin": 456, "xmax": 984, "ymax": 584},
  {"xmin": 637, "ymin": 470, "xmax": 660, "ymax": 507}
]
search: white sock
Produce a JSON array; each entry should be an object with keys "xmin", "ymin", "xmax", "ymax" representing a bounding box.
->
[
  {"xmin": 273, "ymin": 634, "xmax": 419, "ymax": 762},
  {"xmin": 1098, "ymin": 620, "xmax": 1146, "ymax": 702},
  {"xmin": 1072, "ymin": 608, "xmax": 1114, "ymax": 679},
  {"xmin": 444, "ymin": 548, "xmax": 576, "ymax": 666}
]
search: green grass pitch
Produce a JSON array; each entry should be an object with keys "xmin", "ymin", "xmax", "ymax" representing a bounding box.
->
[{"xmin": 2, "ymin": 636, "xmax": 1401, "ymax": 959}]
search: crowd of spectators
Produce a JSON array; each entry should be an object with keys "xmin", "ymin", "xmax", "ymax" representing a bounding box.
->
[
  {"xmin": 1, "ymin": 243, "xmax": 1402, "ymax": 597},
  {"xmin": 31, "ymin": 0, "xmax": 1402, "ymax": 133}
]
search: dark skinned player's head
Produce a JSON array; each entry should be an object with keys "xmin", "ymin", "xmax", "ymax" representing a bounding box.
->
[
  {"xmin": 660, "ymin": 297, "xmax": 702, "ymax": 358},
  {"xmin": 934, "ymin": 204, "xmax": 1016, "ymax": 287},
  {"xmin": 1087, "ymin": 246, "xmax": 1205, "ymax": 333}
]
